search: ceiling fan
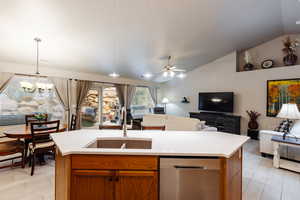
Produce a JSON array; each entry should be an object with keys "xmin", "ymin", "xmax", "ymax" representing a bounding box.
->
[{"xmin": 160, "ymin": 56, "xmax": 186, "ymax": 78}]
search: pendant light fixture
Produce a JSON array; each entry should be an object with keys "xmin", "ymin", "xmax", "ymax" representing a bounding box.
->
[
  {"xmin": 34, "ymin": 37, "xmax": 42, "ymax": 75},
  {"xmin": 20, "ymin": 37, "xmax": 53, "ymax": 93}
]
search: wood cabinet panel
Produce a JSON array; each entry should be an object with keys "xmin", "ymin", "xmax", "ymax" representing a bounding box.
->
[
  {"xmin": 115, "ymin": 171, "xmax": 158, "ymax": 200},
  {"xmin": 72, "ymin": 155, "xmax": 158, "ymax": 170},
  {"xmin": 71, "ymin": 170, "xmax": 114, "ymax": 200},
  {"xmin": 226, "ymin": 171, "xmax": 242, "ymax": 200},
  {"xmin": 55, "ymin": 150, "xmax": 71, "ymax": 200},
  {"xmin": 226, "ymin": 149, "xmax": 242, "ymax": 180},
  {"xmin": 220, "ymin": 148, "xmax": 242, "ymax": 200}
]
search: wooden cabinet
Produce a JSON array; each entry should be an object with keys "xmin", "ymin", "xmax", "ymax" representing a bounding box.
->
[
  {"xmin": 115, "ymin": 171, "xmax": 158, "ymax": 200},
  {"xmin": 56, "ymin": 151, "xmax": 242, "ymax": 200},
  {"xmin": 221, "ymin": 148, "xmax": 242, "ymax": 200},
  {"xmin": 56, "ymin": 155, "xmax": 158, "ymax": 200},
  {"xmin": 71, "ymin": 170, "xmax": 114, "ymax": 200},
  {"xmin": 190, "ymin": 112, "xmax": 241, "ymax": 134},
  {"xmin": 70, "ymin": 169, "xmax": 158, "ymax": 200}
]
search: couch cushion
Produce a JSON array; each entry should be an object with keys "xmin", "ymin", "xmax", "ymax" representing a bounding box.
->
[
  {"xmin": 165, "ymin": 116, "xmax": 200, "ymax": 131},
  {"xmin": 290, "ymin": 120, "xmax": 300, "ymax": 136},
  {"xmin": 142, "ymin": 114, "xmax": 167, "ymax": 127},
  {"xmin": 274, "ymin": 119, "xmax": 293, "ymax": 133}
]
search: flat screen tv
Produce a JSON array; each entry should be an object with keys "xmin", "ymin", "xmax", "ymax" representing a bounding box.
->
[{"xmin": 198, "ymin": 92, "xmax": 234, "ymax": 113}]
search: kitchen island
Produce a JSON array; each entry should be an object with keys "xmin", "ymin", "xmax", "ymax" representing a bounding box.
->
[{"xmin": 52, "ymin": 130, "xmax": 249, "ymax": 200}]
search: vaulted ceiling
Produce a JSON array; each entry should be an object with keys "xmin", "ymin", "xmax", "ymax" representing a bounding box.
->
[{"xmin": 0, "ymin": 0, "xmax": 299, "ymax": 82}]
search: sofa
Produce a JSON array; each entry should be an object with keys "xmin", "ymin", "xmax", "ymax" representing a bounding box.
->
[
  {"xmin": 141, "ymin": 114, "xmax": 217, "ymax": 131},
  {"xmin": 259, "ymin": 120, "xmax": 300, "ymax": 161},
  {"xmin": 130, "ymin": 105, "xmax": 151, "ymax": 119}
]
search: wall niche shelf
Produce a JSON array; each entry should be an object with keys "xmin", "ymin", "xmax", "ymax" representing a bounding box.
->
[{"xmin": 236, "ymin": 34, "xmax": 300, "ymax": 72}]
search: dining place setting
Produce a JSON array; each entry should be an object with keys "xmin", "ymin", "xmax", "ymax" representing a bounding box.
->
[{"xmin": 0, "ymin": 113, "xmax": 72, "ymax": 176}]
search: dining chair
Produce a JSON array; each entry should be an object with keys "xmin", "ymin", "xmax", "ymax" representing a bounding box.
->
[
  {"xmin": 25, "ymin": 114, "xmax": 48, "ymax": 126},
  {"xmin": 141, "ymin": 126, "xmax": 166, "ymax": 131},
  {"xmin": 0, "ymin": 133, "xmax": 25, "ymax": 169},
  {"xmin": 29, "ymin": 120, "xmax": 60, "ymax": 176},
  {"xmin": 69, "ymin": 114, "xmax": 77, "ymax": 131}
]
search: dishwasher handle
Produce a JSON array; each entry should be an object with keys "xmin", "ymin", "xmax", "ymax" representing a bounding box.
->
[{"xmin": 174, "ymin": 165, "xmax": 206, "ymax": 170}]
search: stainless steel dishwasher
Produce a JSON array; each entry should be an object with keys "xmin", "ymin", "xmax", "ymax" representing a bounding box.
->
[{"xmin": 160, "ymin": 157, "xmax": 221, "ymax": 200}]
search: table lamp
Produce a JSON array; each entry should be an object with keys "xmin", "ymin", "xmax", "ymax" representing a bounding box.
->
[
  {"xmin": 162, "ymin": 97, "xmax": 169, "ymax": 113},
  {"xmin": 276, "ymin": 103, "xmax": 300, "ymax": 140}
]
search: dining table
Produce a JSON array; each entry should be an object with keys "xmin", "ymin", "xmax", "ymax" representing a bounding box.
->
[{"xmin": 3, "ymin": 124, "xmax": 67, "ymax": 164}]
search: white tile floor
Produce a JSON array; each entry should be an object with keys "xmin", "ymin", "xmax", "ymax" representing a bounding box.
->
[
  {"xmin": 243, "ymin": 140, "xmax": 300, "ymax": 200},
  {"xmin": 0, "ymin": 140, "xmax": 300, "ymax": 200}
]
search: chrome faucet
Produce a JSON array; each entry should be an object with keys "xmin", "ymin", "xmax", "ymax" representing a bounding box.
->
[
  {"xmin": 122, "ymin": 106, "xmax": 128, "ymax": 137},
  {"xmin": 122, "ymin": 84, "xmax": 128, "ymax": 137}
]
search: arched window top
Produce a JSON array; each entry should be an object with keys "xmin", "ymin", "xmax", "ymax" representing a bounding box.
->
[{"xmin": 0, "ymin": 75, "xmax": 64, "ymax": 125}]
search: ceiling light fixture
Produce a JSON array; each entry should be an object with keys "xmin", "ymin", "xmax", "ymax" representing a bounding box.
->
[
  {"xmin": 142, "ymin": 73, "xmax": 153, "ymax": 79},
  {"xmin": 177, "ymin": 73, "xmax": 187, "ymax": 79},
  {"xmin": 297, "ymin": 21, "xmax": 300, "ymax": 25},
  {"xmin": 109, "ymin": 72, "xmax": 120, "ymax": 78},
  {"xmin": 34, "ymin": 37, "xmax": 42, "ymax": 75},
  {"xmin": 159, "ymin": 56, "xmax": 187, "ymax": 79},
  {"xmin": 20, "ymin": 37, "xmax": 54, "ymax": 94}
]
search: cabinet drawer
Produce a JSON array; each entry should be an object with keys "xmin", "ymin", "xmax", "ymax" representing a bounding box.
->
[{"xmin": 72, "ymin": 155, "xmax": 158, "ymax": 170}]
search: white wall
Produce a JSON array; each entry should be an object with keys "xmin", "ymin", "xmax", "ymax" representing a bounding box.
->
[
  {"xmin": 161, "ymin": 52, "xmax": 300, "ymax": 135},
  {"xmin": 0, "ymin": 61, "xmax": 156, "ymax": 87}
]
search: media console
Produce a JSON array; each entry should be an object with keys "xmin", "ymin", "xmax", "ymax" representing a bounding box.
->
[{"xmin": 190, "ymin": 112, "xmax": 241, "ymax": 135}]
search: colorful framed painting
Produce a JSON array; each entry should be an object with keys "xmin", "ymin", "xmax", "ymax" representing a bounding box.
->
[{"xmin": 267, "ymin": 79, "xmax": 300, "ymax": 117}]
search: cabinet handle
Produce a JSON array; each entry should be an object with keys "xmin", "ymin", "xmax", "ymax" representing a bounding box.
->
[
  {"xmin": 108, "ymin": 177, "xmax": 113, "ymax": 181},
  {"xmin": 174, "ymin": 165, "xmax": 205, "ymax": 169}
]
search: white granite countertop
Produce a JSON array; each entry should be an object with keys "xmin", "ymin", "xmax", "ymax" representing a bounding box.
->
[{"xmin": 51, "ymin": 130, "xmax": 249, "ymax": 158}]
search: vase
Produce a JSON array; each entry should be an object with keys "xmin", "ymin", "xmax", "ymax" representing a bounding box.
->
[
  {"xmin": 243, "ymin": 63, "xmax": 254, "ymax": 71},
  {"xmin": 283, "ymin": 53, "xmax": 297, "ymax": 66},
  {"xmin": 248, "ymin": 119, "xmax": 259, "ymax": 130}
]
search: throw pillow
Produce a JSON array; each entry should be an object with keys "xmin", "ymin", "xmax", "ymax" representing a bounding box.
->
[{"xmin": 274, "ymin": 120, "xmax": 293, "ymax": 133}]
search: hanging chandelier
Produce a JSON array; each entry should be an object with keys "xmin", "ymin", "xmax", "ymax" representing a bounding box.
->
[{"xmin": 20, "ymin": 37, "xmax": 53, "ymax": 93}]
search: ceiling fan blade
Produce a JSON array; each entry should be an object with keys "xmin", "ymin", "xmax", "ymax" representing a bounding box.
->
[{"xmin": 173, "ymin": 69, "xmax": 186, "ymax": 72}]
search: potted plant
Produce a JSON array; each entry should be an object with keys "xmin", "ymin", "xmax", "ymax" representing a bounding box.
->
[
  {"xmin": 246, "ymin": 110, "xmax": 261, "ymax": 130},
  {"xmin": 282, "ymin": 36, "xmax": 299, "ymax": 66},
  {"xmin": 34, "ymin": 113, "xmax": 47, "ymax": 124}
]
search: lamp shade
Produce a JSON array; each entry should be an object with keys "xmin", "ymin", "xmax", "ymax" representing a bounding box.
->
[
  {"xmin": 162, "ymin": 97, "xmax": 169, "ymax": 104},
  {"xmin": 276, "ymin": 104, "xmax": 300, "ymax": 119}
]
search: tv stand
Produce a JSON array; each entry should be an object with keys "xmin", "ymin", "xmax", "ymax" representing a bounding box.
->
[{"xmin": 190, "ymin": 112, "xmax": 241, "ymax": 135}]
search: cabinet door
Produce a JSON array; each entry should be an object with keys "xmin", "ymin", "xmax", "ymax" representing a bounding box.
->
[
  {"xmin": 115, "ymin": 171, "xmax": 158, "ymax": 200},
  {"xmin": 71, "ymin": 170, "xmax": 114, "ymax": 200}
]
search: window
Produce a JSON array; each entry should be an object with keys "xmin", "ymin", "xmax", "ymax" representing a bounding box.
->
[
  {"xmin": 0, "ymin": 75, "xmax": 65, "ymax": 125},
  {"xmin": 81, "ymin": 89, "xmax": 100, "ymax": 128},
  {"xmin": 131, "ymin": 87, "xmax": 154, "ymax": 107},
  {"xmin": 102, "ymin": 87, "xmax": 121, "ymax": 125},
  {"xmin": 81, "ymin": 85, "xmax": 121, "ymax": 128}
]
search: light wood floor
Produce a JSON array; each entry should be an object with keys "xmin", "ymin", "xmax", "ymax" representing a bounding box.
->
[{"xmin": 0, "ymin": 140, "xmax": 300, "ymax": 200}]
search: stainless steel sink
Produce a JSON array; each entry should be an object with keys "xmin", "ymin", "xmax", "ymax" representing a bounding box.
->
[{"xmin": 86, "ymin": 137, "xmax": 152, "ymax": 149}]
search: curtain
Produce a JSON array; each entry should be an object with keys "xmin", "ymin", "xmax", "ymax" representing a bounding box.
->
[
  {"xmin": 69, "ymin": 79, "xmax": 77, "ymax": 115},
  {"xmin": 148, "ymin": 87, "xmax": 157, "ymax": 106},
  {"xmin": 0, "ymin": 72, "xmax": 14, "ymax": 93},
  {"xmin": 75, "ymin": 80, "xmax": 92, "ymax": 129},
  {"xmin": 49, "ymin": 77, "xmax": 70, "ymax": 128},
  {"xmin": 126, "ymin": 85, "xmax": 136, "ymax": 108},
  {"xmin": 115, "ymin": 84, "xmax": 125, "ymax": 107}
]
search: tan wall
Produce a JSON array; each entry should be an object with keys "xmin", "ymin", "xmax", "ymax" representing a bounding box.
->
[{"xmin": 161, "ymin": 52, "xmax": 300, "ymax": 135}]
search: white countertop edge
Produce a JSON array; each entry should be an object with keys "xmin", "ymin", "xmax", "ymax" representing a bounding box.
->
[
  {"xmin": 56, "ymin": 141, "xmax": 248, "ymax": 158},
  {"xmin": 52, "ymin": 130, "xmax": 249, "ymax": 158}
]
